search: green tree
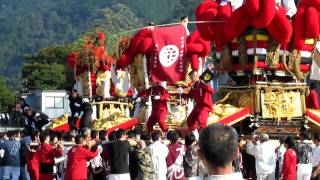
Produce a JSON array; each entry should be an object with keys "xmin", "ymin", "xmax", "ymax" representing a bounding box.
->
[
  {"xmin": 22, "ymin": 63, "xmax": 67, "ymax": 90},
  {"xmin": 0, "ymin": 76, "xmax": 15, "ymax": 111}
]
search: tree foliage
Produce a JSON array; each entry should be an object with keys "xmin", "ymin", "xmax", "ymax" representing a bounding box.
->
[{"xmin": 0, "ymin": 76, "xmax": 15, "ymax": 111}]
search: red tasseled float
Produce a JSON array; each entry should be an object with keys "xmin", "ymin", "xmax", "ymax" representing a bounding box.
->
[{"xmin": 266, "ymin": 7, "xmax": 293, "ymax": 48}]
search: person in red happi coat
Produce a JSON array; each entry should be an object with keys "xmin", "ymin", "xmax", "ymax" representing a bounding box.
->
[
  {"xmin": 187, "ymin": 71, "xmax": 214, "ymax": 139},
  {"xmin": 27, "ymin": 130, "xmax": 40, "ymax": 180},
  {"xmin": 65, "ymin": 135, "xmax": 98, "ymax": 180},
  {"xmin": 136, "ymin": 81, "xmax": 171, "ymax": 132},
  {"xmin": 37, "ymin": 132, "xmax": 64, "ymax": 180},
  {"xmin": 307, "ymin": 83, "xmax": 320, "ymax": 109},
  {"xmin": 282, "ymin": 136, "xmax": 297, "ymax": 180},
  {"xmin": 166, "ymin": 130, "xmax": 186, "ymax": 180}
]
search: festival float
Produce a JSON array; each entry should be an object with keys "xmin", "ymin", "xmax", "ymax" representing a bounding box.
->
[{"xmin": 49, "ymin": 0, "xmax": 320, "ymax": 137}]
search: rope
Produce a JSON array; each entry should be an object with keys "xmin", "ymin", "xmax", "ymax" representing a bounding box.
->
[{"xmin": 118, "ymin": 20, "xmax": 226, "ymax": 34}]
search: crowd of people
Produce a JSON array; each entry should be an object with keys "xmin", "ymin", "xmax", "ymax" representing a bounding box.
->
[{"xmin": 0, "ymin": 124, "xmax": 320, "ymax": 180}]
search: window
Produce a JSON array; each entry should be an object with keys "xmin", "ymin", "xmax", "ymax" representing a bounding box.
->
[{"xmin": 45, "ymin": 96, "xmax": 64, "ymax": 109}]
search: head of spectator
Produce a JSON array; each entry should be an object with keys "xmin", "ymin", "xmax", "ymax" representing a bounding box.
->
[
  {"xmin": 31, "ymin": 130, "xmax": 40, "ymax": 143},
  {"xmin": 91, "ymin": 130, "xmax": 99, "ymax": 141},
  {"xmin": 185, "ymin": 133, "xmax": 196, "ymax": 147},
  {"xmin": 134, "ymin": 124, "xmax": 143, "ymax": 138},
  {"xmin": 259, "ymin": 133, "xmax": 269, "ymax": 143},
  {"xmin": 198, "ymin": 124, "xmax": 239, "ymax": 175},
  {"xmin": 82, "ymin": 128, "xmax": 91, "ymax": 141},
  {"xmin": 50, "ymin": 133, "xmax": 58, "ymax": 145},
  {"xmin": 284, "ymin": 136, "xmax": 296, "ymax": 149},
  {"xmin": 313, "ymin": 133, "xmax": 320, "ymax": 145},
  {"xmin": 40, "ymin": 131, "xmax": 50, "ymax": 144},
  {"xmin": 167, "ymin": 130, "xmax": 179, "ymax": 144},
  {"xmin": 98, "ymin": 130, "xmax": 107, "ymax": 142},
  {"xmin": 108, "ymin": 131, "xmax": 117, "ymax": 141},
  {"xmin": 116, "ymin": 129, "xmax": 126, "ymax": 141},
  {"xmin": 137, "ymin": 140, "xmax": 146, "ymax": 149},
  {"xmin": 189, "ymin": 70, "xmax": 199, "ymax": 83},
  {"xmin": 279, "ymin": 136, "xmax": 286, "ymax": 145},
  {"xmin": 8, "ymin": 130, "xmax": 20, "ymax": 141},
  {"xmin": 140, "ymin": 131, "xmax": 151, "ymax": 141},
  {"xmin": 0, "ymin": 132, "xmax": 8, "ymax": 140},
  {"xmin": 127, "ymin": 130, "xmax": 136, "ymax": 140},
  {"xmin": 180, "ymin": 16, "xmax": 189, "ymax": 25},
  {"xmin": 66, "ymin": 131, "xmax": 76, "ymax": 143},
  {"xmin": 151, "ymin": 130, "xmax": 162, "ymax": 142},
  {"xmin": 300, "ymin": 130, "xmax": 312, "ymax": 141},
  {"xmin": 75, "ymin": 135, "xmax": 84, "ymax": 145}
]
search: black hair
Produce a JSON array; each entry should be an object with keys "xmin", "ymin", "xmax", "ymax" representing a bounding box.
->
[
  {"xmin": 126, "ymin": 130, "xmax": 136, "ymax": 139},
  {"xmin": 310, "ymin": 82, "xmax": 317, "ymax": 90},
  {"xmin": 91, "ymin": 130, "xmax": 98, "ymax": 140},
  {"xmin": 279, "ymin": 136, "xmax": 286, "ymax": 144},
  {"xmin": 31, "ymin": 130, "xmax": 40, "ymax": 141},
  {"xmin": 140, "ymin": 131, "xmax": 151, "ymax": 141},
  {"xmin": 151, "ymin": 130, "xmax": 162, "ymax": 142},
  {"xmin": 40, "ymin": 131, "xmax": 50, "ymax": 143},
  {"xmin": 300, "ymin": 130, "xmax": 312, "ymax": 140},
  {"xmin": 181, "ymin": 16, "xmax": 188, "ymax": 21},
  {"xmin": 134, "ymin": 124, "xmax": 143, "ymax": 136},
  {"xmin": 284, "ymin": 136, "xmax": 296, "ymax": 149},
  {"xmin": 167, "ymin": 130, "xmax": 179, "ymax": 143},
  {"xmin": 99, "ymin": 130, "xmax": 107, "ymax": 141},
  {"xmin": 108, "ymin": 131, "xmax": 117, "ymax": 141},
  {"xmin": 188, "ymin": 70, "xmax": 197, "ymax": 77},
  {"xmin": 75, "ymin": 135, "xmax": 83, "ymax": 145},
  {"xmin": 116, "ymin": 129, "xmax": 125, "ymax": 139},
  {"xmin": 185, "ymin": 133, "xmax": 196, "ymax": 147},
  {"xmin": 314, "ymin": 133, "xmax": 320, "ymax": 141},
  {"xmin": 199, "ymin": 124, "xmax": 238, "ymax": 168}
]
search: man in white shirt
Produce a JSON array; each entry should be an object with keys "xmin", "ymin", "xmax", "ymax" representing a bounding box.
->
[
  {"xmin": 148, "ymin": 130, "xmax": 169, "ymax": 180},
  {"xmin": 246, "ymin": 133, "xmax": 276, "ymax": 180},
  {"xmin": 198, "ymin": 124, "xmax": 243, "ymax": 180},
  {"xmin": 312, "ymin": 133, "xmax": 320, "ymax": 179}
]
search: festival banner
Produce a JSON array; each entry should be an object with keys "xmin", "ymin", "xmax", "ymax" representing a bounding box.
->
[{"xmin": 150, "ymin": 25, "xmax": 187, "ymax": 84}]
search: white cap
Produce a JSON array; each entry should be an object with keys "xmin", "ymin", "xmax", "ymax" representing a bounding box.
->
[{"xmin": 82, "ymin": 98, "xmax": 90, "ymax": 103}]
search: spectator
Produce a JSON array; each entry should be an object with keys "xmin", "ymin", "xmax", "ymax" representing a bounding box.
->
[
  {"xmin": 276, "ymin": 136, "xmax": 286, "ymax": 180},
  {"xmin": 166, "ymin": 130, "xmax": 185, "ymax": 180},
  {"xmin": 140, "ymin": 131, "xmax": 152, "ymax": 146},
  {"xmin": 148, "ymin": 130, "xmax": 169, "ymax": 180},
  {"xmin": 20, "ymin": 130, "xmax": 32, "ymax": 180},
  {"xmin": 136, "ymin": 140, "xmax": 155, "ymax": 180},
  {"xmin": 108, "ymin": 129, "xmax": 131, "ymax": 180},
  {"xmin": 90, "ymin": 129, "xmax": 106, "ymax": 180},
  {"xmin": 99, "ymin": 130, "xmax": 108, "ymax": 144},
  {"xmin": 246, "ymin": 133, "xmax": 276, "ymax": 180},
  {"xmin": 27, "ymin": 130, "xmax": 40, "ymax": 180},
  {"xmin": 0, "ymin": 130, "xmax": 22, "ymax": 180},
  {"xmin": 183, "ymin": 133, "xmax": 200, "ymax": 179},
  {"xmin": 127, "ymin": 130, "xmax": 138, "ymax": 180},
  {"xmin": 282, "ymin": 136, "xmax": 297, "ymax": 180},
  {"xmin": 37, "ymin": 131, "xmax": 64, "ymax": 180},
  {"xmin": 296, "ymin": 130, "xmax": 314, "ymax": 180},
  {"xmin": 312, "ymin": 133, "xmax": 320, "ymax": 179},
  {"xmin": 198, "ymin": 124, "xmax": 243, "ymax": 179},
  {"xmin": 65, "ymin": 135, "xmax": 98, "ymax": 180}
]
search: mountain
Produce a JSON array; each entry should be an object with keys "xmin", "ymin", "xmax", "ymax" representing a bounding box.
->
[{"xmin": 0, "ymin": 0, "xmax": 201, "ymax": 89}]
